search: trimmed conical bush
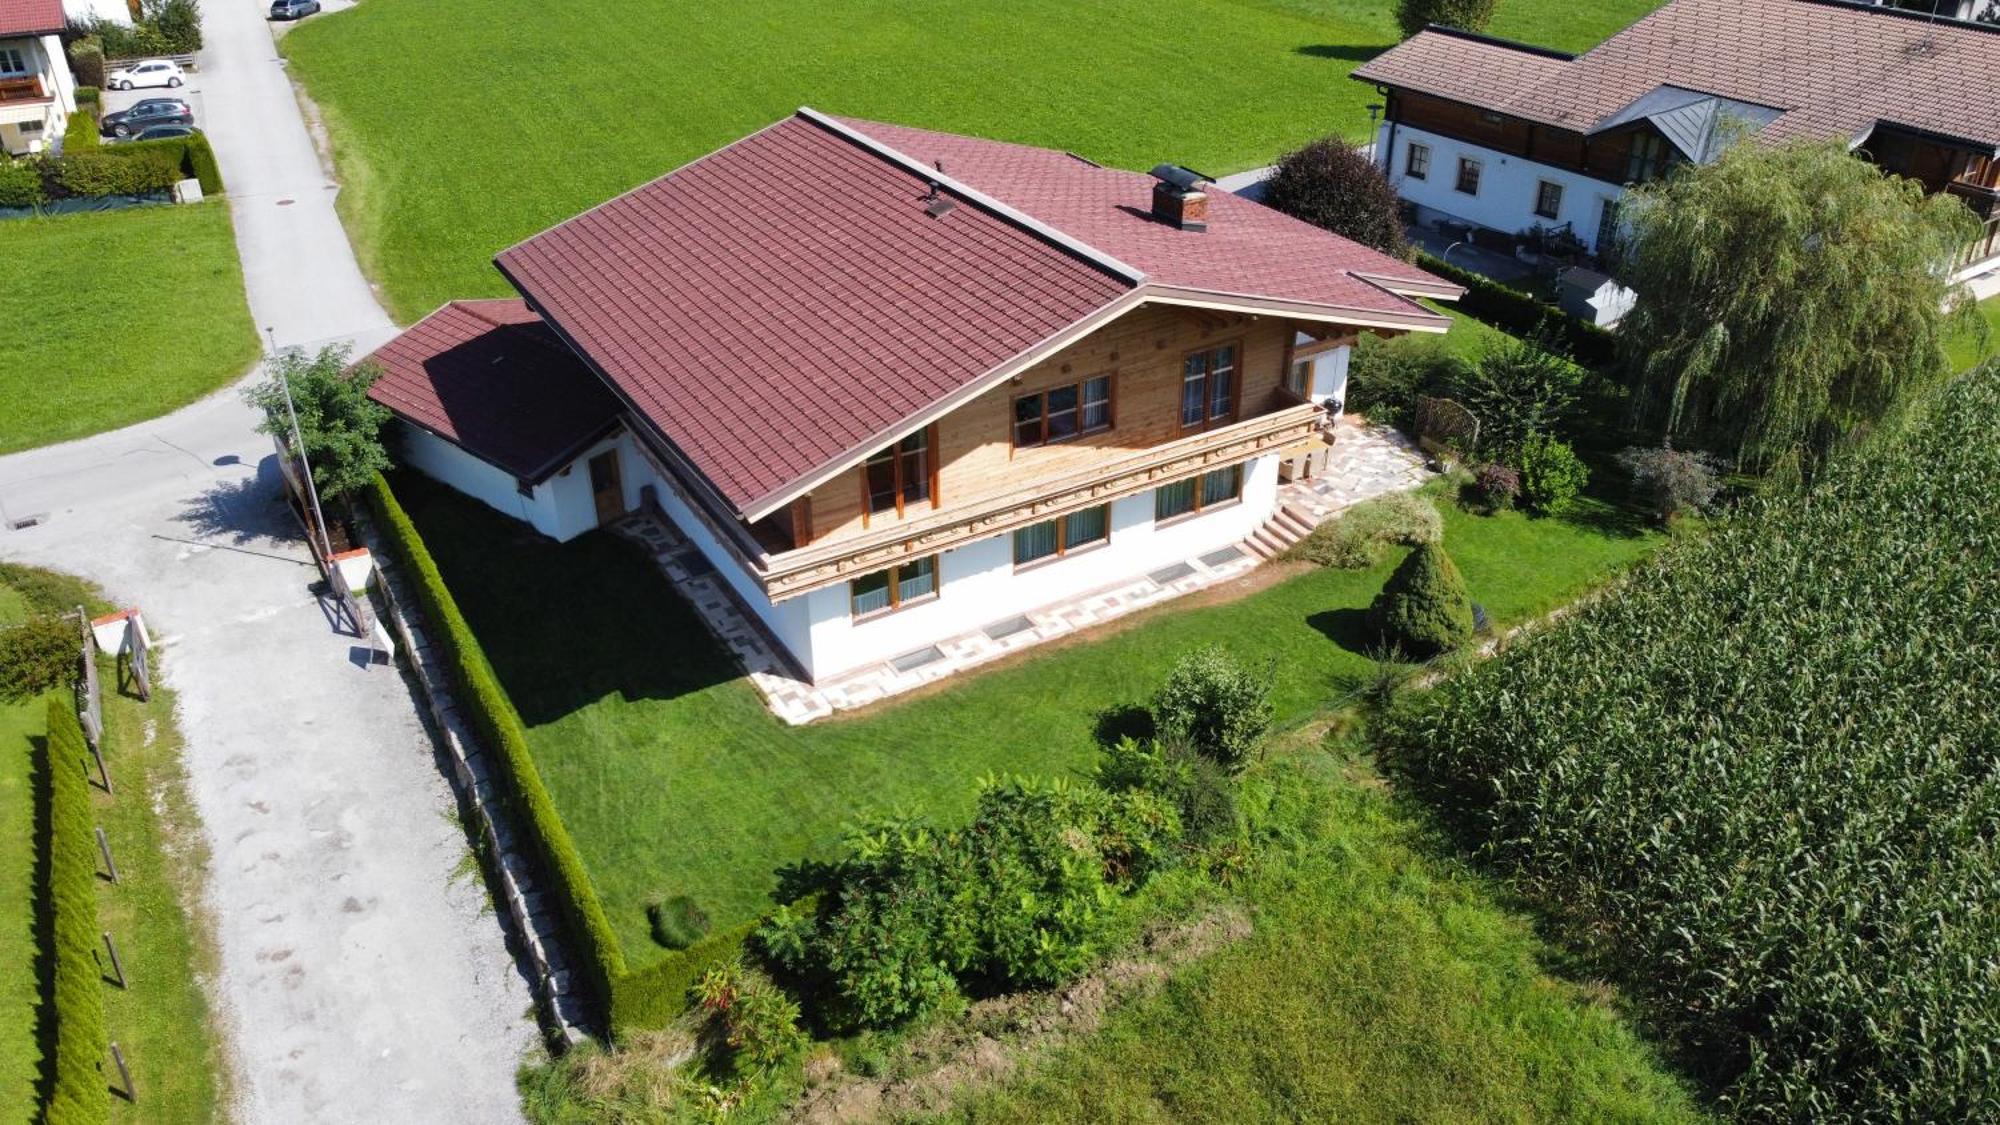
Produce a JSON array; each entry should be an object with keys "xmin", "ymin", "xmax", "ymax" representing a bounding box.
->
[{"xmin": 1369, "ymin": 541, "xmax": 1473, "ymax": 657}]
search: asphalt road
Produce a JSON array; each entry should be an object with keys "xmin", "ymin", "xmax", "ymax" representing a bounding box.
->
[{"xmin": 0, "ymin": 0, "xmax": 538, "ymax": 1120}]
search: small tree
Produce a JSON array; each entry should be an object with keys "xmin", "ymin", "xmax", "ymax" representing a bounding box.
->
[
  {"xmin": 1617, "ymin": 446, "xmax": 1724, "ymax": 522},
  {"xmin": 1514, "ymin": 433, "xmax": 1589, "ymax": 514},
  {"xmin": 1396, "ymin": 0, "xmax": 1498, "ymax": 38},
  {"xmin": 1449, "ymin": 333, "xmax": 1584, "ymax": 455},
  {"xmin": 1618, "ymin": 139, "xmax": 1981, "ymax": 470},
  {"xmin": 1264, "ymin": 136, "xmax": 1408, "ymax": 259},
  {"xmin": 1370, "ymin": 542, "xmax": 1473, "ymax": 657},
  {"xmin": 1151, "ymin": 647, "xmax": 1273, "ymax": 772},
  {"xmin": 244, "ymin": 346, "xmax": 392, "ymax": 503}
]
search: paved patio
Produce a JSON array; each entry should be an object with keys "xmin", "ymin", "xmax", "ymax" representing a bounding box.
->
[{"xmin": 615, "ymin": 420, "xmax": 1432, "ymax": 725}]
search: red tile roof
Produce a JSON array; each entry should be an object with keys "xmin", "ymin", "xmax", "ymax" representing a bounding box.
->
[
  {"xmin": 0, "ymin": 0, "xmax": 65, "ymax": 36},
  {"xmin": 1356, "ymin": 0, "xmax": 2000, "ymax": 152},
  {"xmin": 362, "ymin": 300, "xmax": 622, "ymax": 482},
  {"xmin": 498, "ymin": 111, "xmax": 1454, "ymax": 519}
]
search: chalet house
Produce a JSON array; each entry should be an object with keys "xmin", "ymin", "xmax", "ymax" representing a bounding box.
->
[
  {"xmin": 1353, "ymin": 0, "xmax": 2000, "ymax": 280},
  {"xmin": 362, "ymin": 109, "xmax": 1460, "ymax": 684},
  {"xmin": 0, "ymin": 0, "xmax": 76, "ymax": 156}
]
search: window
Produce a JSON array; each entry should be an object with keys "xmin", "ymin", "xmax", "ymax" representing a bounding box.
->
[
  {"xmin": 1595, "ymin": 197, "xmax": 1623, "ymax": 254},
  {"xmin": 850, "ymin": 556, "xmax": 938, "ymax": 618},
  {"xmin": 1155, "ymin": 465, "xmax": 1243, "ymax": 523},
  {"xmin": 863, "ymin": 427, "xmax": 934, "ymax": 519},
  {"xmin": 1013, "ymin": 505, "xmax": 1110, "ymax": 567},
  {"xmin": 17, "ymin": 120, "xmax": 39, "ymax": 135},
  {"xmin": 0, "ymin": 48, "xmax": 26, "ymax": 75},
  {"xmin": 1534, "ymin": 180, "xmax": 1563, "ymax": 220},
  {"xmin": 1180, "ymin": 343, "xmax": 1237, "ymax": 428},
  {"xmin": 1455, "ymin": 158, "xmax": 1482, "ymax": 196},
  {"xmin": 1285, "ymin": 357, "xmax": 1310, "ymax": 398},
  {"xmin": 1626, "ymin": 132, "xmax": 1672, "ymax": 183},
  {"xmin": 1405, "ymin": 142, "xmax": 1430, "ymax": 180},
  {"xmin": 1014, "ymin": 375, "xmax": 1111, "ymax": 447}
]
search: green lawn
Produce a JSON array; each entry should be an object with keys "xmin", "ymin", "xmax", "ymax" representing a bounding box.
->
[
  {"xmin": 1947, "ymin": 295, "xmax": 1998, "ymax": 372},
  {"xmin": 282, "ymin": 0, "xmax": 1663, "ymax": 321},
  {"xmin": 946, "ymin": 750, "xmax": 1701, "ymax": 1123},
  {"xmin": 0, "ymin": 203, "xmax": 258, "ymax": 455},
  {"xmin": 0, "ymin": 566, "xmax": 223, "ymax": 1123},
  {"xmin": 394, "ymin": 471, "xmax": 1657, "ymax": 967}
]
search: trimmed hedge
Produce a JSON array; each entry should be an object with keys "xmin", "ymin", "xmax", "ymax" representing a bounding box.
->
[
  {"xmin": 367, "ymin": 473, "xmax": 751, "ymax": 1037},
  {"xmin": 46, "ymin": 699, "xmax": 109, "ymax": 1125},
  {"xmin": 122, "ymin": 134, "xmax": 223, "ymax": 196},
  {"xmin": 1416, "ymin": 251, "xmax": 1618, "ymax": 369}
]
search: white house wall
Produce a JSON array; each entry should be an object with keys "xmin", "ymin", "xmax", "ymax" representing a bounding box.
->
[
  {"xmin": 791, "ymin": 454, "xmax": 1280, "ymax": 681},
  {"xmin": 1375, "ymin": 122, "xmax": 1627, "ymax": 253},
  {"xmin": 396, "ymin": 422, "xmax": 586, "ymax": 543}
]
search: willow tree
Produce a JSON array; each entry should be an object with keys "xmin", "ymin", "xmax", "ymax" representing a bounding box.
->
[{"xmin": 1616, "ymin": 139, "xmax": 1981, "ymax": 470}]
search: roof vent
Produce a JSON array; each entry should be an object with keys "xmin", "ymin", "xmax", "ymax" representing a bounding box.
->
[{"xmin": 1149, "ymin": 163, "xmax": 1210, "ymax": 232}]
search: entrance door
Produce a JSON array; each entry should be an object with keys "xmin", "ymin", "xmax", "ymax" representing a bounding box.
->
[{"xmin": 588, "ymin": 450, "xmax": 625, "ymax": 528}]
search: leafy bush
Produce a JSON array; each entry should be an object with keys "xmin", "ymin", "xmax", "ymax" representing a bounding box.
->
[
  {"xmin": 1396, "ymin": 0, "xmax": 1497, "ymax": 37},
  {"xmin": 1416, "ymin": 252, "xmax": 1619, "ymax": 370},
  {"xmin": 68, "ymin": 40, "xmax": 105, "ymax": 90},
  {"xmin": 1151, "ymin": 647, "xmax": 1273, "ymax": 773},
  {"xmin": 1468, "ymin": 463, "xmax": 1520, "ymax": 513},
  {"xmin": 691, "ymin": 961, "xmax": 803, "ymax": 1071},
  {"xmin": 46, "ymin": 700, "xmax": 110, "ymax": 1124},
  {"xmin": 1451, "ymin": 335, "xmax": 1583, "ymax": 455},
  {"xmin": 1616, "ymin": 446, "xmax": 1723, "ymax": 522},
  {"xmin": 1289, "ymin": 491, "xmax": 1442, "ymax": 569},
  {"xmin": 62, "ymin": 107, "xmax": 99, "ymax": 151},
  {"xmin": 144, "ymin": 0, "xmax": 202, "ymax": 52},
  {"xmin": 1378, "ymin": 365, "xmax": 2000, "ymax": 1119},
  {"xmin": 89, "ymin": 0, "xmax": 202, "ymax": 57},
  {"xmin": 1513, "ymin": 434, "xmax": 1589, "ymax": 514},
  {"xmin": 1369, "ymin": 541, "xmax": 1472, "ymax": 657},
  {"xmin": 0, "ymin": 159, "xmax": 45, "ymax": 207},
  {"xmin": 1345, "ymin": 332, "xmax": 1467, "ymax": 431},
  {"xmin": 646, "ymin": 894, "xmax": 711, "ymax": 950},
  {"xmin": 0, "ymin": 615, "xmax": 78, "ymax": 700},
  {"xmin": 760, "ymin": 776, "xmax": 1178, "ymax": 1032},
  {"xmin": 1097, "ymin": 738, "xmax": 1238, "ymax": 847},
  {"xmin": 1263, "ymin": 135, "xmax": 1407, "ymax": 258}
]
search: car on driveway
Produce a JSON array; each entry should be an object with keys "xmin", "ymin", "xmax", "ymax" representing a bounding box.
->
[
  {"xmin": 105, "ymin": 59, "xmax": 186, "ymax": 91},
  {"xmin": 269, "ymin": 0, "xmax": 321, "ymax": 18},
  {"xmin": 100, "ymin": 98, "xmax": 194, "ymax": 138},
  {"xmin": 133, "ymin": 124, "xmax": 201, "ymax": 142}
]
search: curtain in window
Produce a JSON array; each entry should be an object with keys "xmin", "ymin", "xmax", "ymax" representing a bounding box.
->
[
  {"xmin": 1081, "ymin": 376, "xmax": 1111, "ymax": 430},
  {"xmin": 1208, "ymin": 346, "xmax": 1235, "ymax": 419},
  {"xmin": 1014, "ymin": 520, "xmax": 1059, "ymax": 565},
  {"xmin": 897, "ymin": 557, "xmax": 937, "ymax": 602},
  {"xmin": 1063, "ymin": 505, "xmax": 1108, "ymax": 550},
  {"xmin": 1156, "ymin": 478, "xmax": 1196, "ymax": 520},
  {"xmin": 1201, "ymin": 465, "xmax": 1241, "ymax": 507},
  {"xmin": 1181, "ymin": 353, "xmax": 1208, "ymax": 426},
  {"xmin": 851, "ymin": 571, "xmax": 891, "ymax": 616}
]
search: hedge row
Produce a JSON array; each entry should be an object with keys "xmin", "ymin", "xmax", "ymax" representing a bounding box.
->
[
  {"xmin": 0, "ymin": 134, "xmax": 222, "ymax": 209},
  {"xmin": 367, "ymin": 474, "xmax": 749, "ymax": 1036},
  {"xmin": 1416, "ymin": 251, "xmax": 1619, "ymax": 369},
  {"xmin": 46, "ymin": 699, "xmax": 109, "ymax": 1125}
]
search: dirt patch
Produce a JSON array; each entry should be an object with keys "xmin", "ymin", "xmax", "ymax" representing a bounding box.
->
[{"xmin": 787, "ymin": 906, "xmax": 1251, "ymax": 1123}]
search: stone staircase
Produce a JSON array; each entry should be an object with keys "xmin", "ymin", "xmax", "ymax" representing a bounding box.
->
[{"xmin": 1241, "ymin": 501, "xmax": 1321, "ymax": 561}]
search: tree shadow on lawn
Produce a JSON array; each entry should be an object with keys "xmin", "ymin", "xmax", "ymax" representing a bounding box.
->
[
  {"xmin": 1294, "ymin": 43, "xmax": 1388, "ymax": 62},
  {"xmin": 388, "ymin": 472, "xmax": 739, "ymax": 724},
  {"xmin": 170, "ymin": 457, "xmax": 298, "ymax": 548},
  {"xmin": 1307, "ymin": 607, "xmax": 1379, "ymax": 658}
]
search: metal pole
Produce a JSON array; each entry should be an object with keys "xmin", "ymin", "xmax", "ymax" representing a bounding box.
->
[{"xmin": 266, "ymin": 327, "xmax": 335, "ymax": 561}]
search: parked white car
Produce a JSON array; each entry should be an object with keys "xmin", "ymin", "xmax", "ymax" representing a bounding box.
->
[{"xmin": 105, "ymin": 60, "xmax": 185, "ymax": 91}]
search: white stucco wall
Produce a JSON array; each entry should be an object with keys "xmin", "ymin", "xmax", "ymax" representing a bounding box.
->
[
  {"xmin": 1375, "ymin": 122, "xmax": 1628, "ymax": 253},
  {"xmin": 396, "ymin": 422, "xmax": 600, "ymax": 543},
  {"xmin": 788, "ymin": 454, "xmax": 1280, "ymax": 681},
  {"xmin": 64, "ymin": 0, "xmax": 132, "ymax": 25}
]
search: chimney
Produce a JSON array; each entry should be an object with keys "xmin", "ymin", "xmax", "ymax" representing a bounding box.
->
[{"xmin": 1149, "ymin": 163, "xmax": 1210, "ymax": 232}]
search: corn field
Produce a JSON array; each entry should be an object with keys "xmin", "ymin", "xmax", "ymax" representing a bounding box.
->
[{"xmin": 1380, "ymin": 363, "xmax": 2000, "ymax": 1121}]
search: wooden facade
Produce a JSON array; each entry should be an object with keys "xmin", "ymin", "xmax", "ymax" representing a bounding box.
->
[
  {"xmin": 1386, "ymin": 90, "xmax": 1654, "ymax": 187},
  {"xmin": 798, "ymin": 302, "xmax": 1303, "ymax": 549}
]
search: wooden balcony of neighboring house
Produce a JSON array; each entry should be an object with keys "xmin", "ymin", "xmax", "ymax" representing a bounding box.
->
[
  {"xmin": 0, "ymin": 74, "xmax": 49, "ymax": 105},
  {"xmin": 1945, "ymin": 176, "xmax": 1999, "ymax": 221}
]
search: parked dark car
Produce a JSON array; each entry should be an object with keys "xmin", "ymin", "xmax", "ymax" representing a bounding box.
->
[
  {"xmin": 269, "ymin": 0, "xmax": 321, "ymax": 18},
  {"xmin": 100, "ymin": 99, "xmax": 193, "ymax": 138},
  {"xmin": 133, "ymin": 124, "xmax": 201, "ymax": 142}
]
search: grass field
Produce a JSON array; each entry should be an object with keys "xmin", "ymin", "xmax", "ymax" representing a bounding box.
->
[
  {"xmin": 946, "ymin": 750, "xmax": 1702, "ymax": 1123},
  {"xmin": 395, "ymin": 471, "xmax": 1657, "ymax": 967},
  {"xmin": 0, "ymin": 566, "xmax": 223, "ymax": 1122},
  {"xmin": 282, "ymin": 0, "xmax": 1664, "ymax": 321},
  {"xmin": 0, "ymin": 203, "xmax": 258, "ymax": 455}
]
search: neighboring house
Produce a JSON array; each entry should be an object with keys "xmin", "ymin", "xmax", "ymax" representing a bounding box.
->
[
  {"xmin": 362, "ymin": 108, "xmax": 1461, "ymax": 684},
  {"xmin": 1353, "ymin": 0, "xmax": 2000, "ymax": 280},
  {"xmin": 0, "ymin": 0, "xmax": 76, "ymax": 156},
  {"xmin": 64, "ymin": 0, "xmax": 132, "ymax": 24}
]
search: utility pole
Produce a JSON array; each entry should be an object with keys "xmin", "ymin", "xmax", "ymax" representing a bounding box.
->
[{"xmin": 265, "ymin": 327, "xmax": 334, "ymax": 561}]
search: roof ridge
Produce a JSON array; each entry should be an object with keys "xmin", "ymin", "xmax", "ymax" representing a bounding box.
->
[
  {"xmin": 1417, "ymin": 23, "xmax": 1577, "ymax": 61},
  {"xmin": 795, "ymin": 108, "xmax": 1147, "ymax": 286}
]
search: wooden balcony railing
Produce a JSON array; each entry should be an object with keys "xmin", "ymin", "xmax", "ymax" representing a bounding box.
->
[
  {"xmin": 0, "ymin": 75, "xmax": 48, "ymax": 104},
  {"xmin": 759, "ymin": 400, "xmax": 1324, "ymax": 600},
  {"xmin": 1946, "ymin": 177, "xmax": 1999, "ymax": 220}
]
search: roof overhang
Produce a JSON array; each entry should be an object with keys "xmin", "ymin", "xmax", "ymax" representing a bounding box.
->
[{"xmin": 1859, "ymin": 118, "xmax": 2000, "ymax": 159}]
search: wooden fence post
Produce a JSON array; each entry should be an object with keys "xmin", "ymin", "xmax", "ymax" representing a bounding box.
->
[
  {"xmin": 109, "ymin": 1042, "xmax": 134, "ymax": 1102},
  {"xmin": 102, "ymin": 931, "xmax": 127, "ymax": 989},
  {"xmin": 95, "ymin": 827, "xmax": 119, "ymax": 884}
]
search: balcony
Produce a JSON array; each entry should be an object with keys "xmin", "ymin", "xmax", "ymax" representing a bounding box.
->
[
  {"xmin": 0, "ymin": 75, "xmax": 48, "ymax": 105},
  {"xmin": 1946, "ymin": 177, "xmax": 1999, "ymax": 221},
  {"xmin": 758, "ymin": 398, "xmax": 1324, "ymax": 600}
]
